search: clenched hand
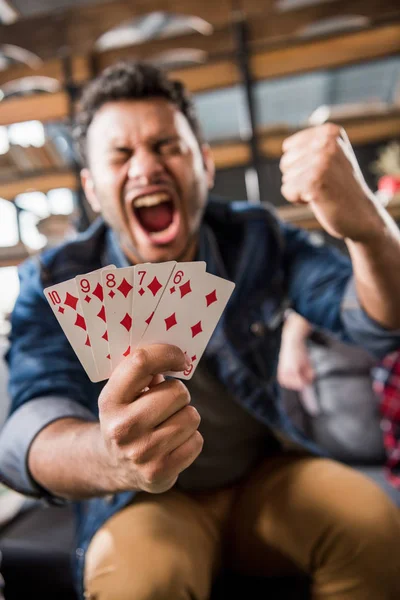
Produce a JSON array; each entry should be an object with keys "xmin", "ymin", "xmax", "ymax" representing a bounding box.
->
[{"xmin": 98, "ymin": 344, "xmax": 203, "ymax": 494}]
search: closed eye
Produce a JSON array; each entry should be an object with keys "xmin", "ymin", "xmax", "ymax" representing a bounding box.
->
[{"xmin": 155, "ymin": 137, "xmax": 182, "ymax": 156}]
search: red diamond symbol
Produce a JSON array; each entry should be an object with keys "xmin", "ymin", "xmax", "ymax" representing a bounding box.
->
[
  {"xmin": 102, "ymin": 330, "xmax": 108, "ymax": 341},
  {"xmin": 93, "ymin": 283, "xmax": 103, "ymax": 302},
  {"xmin": 75, "ymin": 313, "xmax": 87, "ymax": 331},
  {"xmin": 139, "ymin": 288, "xmax": 145, "ymax": 296},
  {"xmin": 106, "ymin": 354, "xmax": 111, "ymax": 360},
  {"xmin": 191, "ymin": 355, "xmax": 197, "ymax": 362},
  {"xmin": 147, "ymin": 276, "xmax": 162, "ymax": 297},
  {"xmin": 170, "ymin": 286, "xmax": 176, "ymax": 294},
  {"xmin": 165, "ymin": 312, "xmax": 177, "ymax": 331},
  {"xmin": 97, "ymin": 306, "xmax": 106, "ymax": 322},
  {"xmin": 205, "ymin": 289, "xmax": 217, "ymax": 307},
  {"xmin": 84, "ymin": 295, "xmax": 91, "ymax": 303},
  {"xmin": 179, "ymin": 280, "xmax": 192, "ymax": 298},
  {"xmin": 85, "ymin": 335, "xmax": 91, "ymax": 347},
  {"xmin": 191, "ymin": 321, "xmax": 202, "ymax": 338},
  {"xmin": 120, "ymin": 313, "xmax": 132, "ymax": 332},
  {"xmin": 58, "ymin": 307, "xmax": 65, "ymax": 314},
  {"xmin": 123, "ymin": 346, "xmax": 131, "ymax": 357},
  {"xmin": 117, "ymin": 278, "xmax": 133, "ymax": 298},
  {"xmin": 109, "ymin": 290, "xmax": 115, "ymax": 298},
  {"xmin": 64, "ymin": 292, "xmax": 78, "ymax": 310},
  {"xmin": 145, "ymin": 311, "xmax": 154, "ymax": 325}
]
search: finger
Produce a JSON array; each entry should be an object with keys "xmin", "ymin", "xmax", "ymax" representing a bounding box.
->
[
  {"xmin": 100, "ymin": 344, "xmax": 190, "ymax": 408},
  {"xmin": 167, "ymin": 431, "xmax": 204, "ymax": 475},
  {"xmin": 124, "ymin": 379, "xmax": 191, "ymax": 431},
  {"xmin": 151, "ymin": 405, "xmax": 201, "ymax": 455},
  {"xmin": 281, "ymin": 180, "xmax": 308, "ymax": 204},
  {"xmin": 282, "ymin": 123, "xmax": 342, "ymax": 153}
]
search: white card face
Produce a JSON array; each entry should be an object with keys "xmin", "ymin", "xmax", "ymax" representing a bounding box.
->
[
  {"xmin": 102, "ymin": 266, "xmax": 134, "ymax": 370},
  {"xmin": 44, "ymin": 277, "xmax": 100, "ymax": 382},
  {"xmin": 75, "ymin": 266, "xmax": 116, "ymax": 381},
  {"xmin": 139, "ymin": 262, "xmax": 234, "ymax": 380},
  {"xmin": 131, "ymin": 261, "xmax": 176, "ymax": 350}
]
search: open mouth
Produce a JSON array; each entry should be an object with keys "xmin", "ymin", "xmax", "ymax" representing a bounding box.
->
[{"xmin": 132, "ymin": 191, "xmax": 180, "ymax": 245}]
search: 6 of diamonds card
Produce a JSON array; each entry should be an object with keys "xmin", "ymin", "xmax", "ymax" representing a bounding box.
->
[
  {"xmin": 44, "ymin": 277, "xmax": 100, "ymax": 382},
  {"xmin": 138, "ymin": 262, "xmax": 235, "ymax": 380}
]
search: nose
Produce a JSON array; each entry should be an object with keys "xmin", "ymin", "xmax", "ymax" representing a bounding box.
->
[{"xmin": 127, "ymin": 146, "xmax": 165, "ymax": 184}]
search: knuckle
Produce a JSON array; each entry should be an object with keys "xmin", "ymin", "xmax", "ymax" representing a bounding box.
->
[
  {"xmin": 103, "ymin": 417, "xmax": 126, "ymax": 444},
  {"xmin": 170, "ymin": 379, "xmax": 190, "ymax": 404},
  {"xmin": 142, "ymin": 460, "xmax": 166, "ymax": 487},
  {"xmin": 184, "ymin": 405, "xmax": 201, "ymax": 427},
  {"xmin": 322, "ymin": 122, "xmax": 341, "ymax": 137},
  {"xmin": 130, "ymin": 348, "xmax": 149, "ymax": 372},
  {"xmin": 192, "ymin": 431, "xmax": 204, "ymax": 453}
]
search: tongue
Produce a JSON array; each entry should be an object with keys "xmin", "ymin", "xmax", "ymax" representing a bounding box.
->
[{"xmin": 137, "ymin": 203, "xmax": 173, "ymax": 233}]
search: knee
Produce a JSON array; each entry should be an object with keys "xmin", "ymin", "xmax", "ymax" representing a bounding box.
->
[
  {"xmin": 313, "ymin": 465, "xmax": 400, "ymax": 568},
  {"xmin": 85, "ymin": 545, "xmax": 195, "ymax": 600}
]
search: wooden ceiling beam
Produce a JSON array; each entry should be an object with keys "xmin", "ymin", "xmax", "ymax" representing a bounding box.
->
[
  {"xmin": 251, "ymin": 22, "xmax": 400, "ymax": 82},
  {"xmin": 0, "ymin": 170, "xmax": 77, "ymax": 201},
  {"xmin": 245, "ymin": 0, "xmax": 400, "ymax": 47},
  {"xmin": 258, "ymin": 111, "xmax": 400, "ymax": 159},
  {"xmin": 0, "ymin": 0, "xmax": 240, "ymax": 60},
  {"xmin": 0, "ymin": 91, "xmax": 69, "ymax": 127}
]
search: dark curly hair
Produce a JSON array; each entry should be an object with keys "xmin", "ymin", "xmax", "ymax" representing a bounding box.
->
[{"xmin": 73, "ymin": 61, "xmax": 204, "ymax": 166}]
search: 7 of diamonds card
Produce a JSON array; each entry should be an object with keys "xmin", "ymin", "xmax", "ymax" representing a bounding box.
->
[
  {"xmin": 130, "ymin": 261, "xmax": 176, "ymax": 350},
  {"xmin": 44, "ymin": 277, "xmax": 100, "ymax": 382}
]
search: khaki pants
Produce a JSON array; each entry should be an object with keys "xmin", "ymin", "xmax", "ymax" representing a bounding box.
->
[{"xmin": 85, "ymin": 453, "xmax": 400, "ymax": 600}]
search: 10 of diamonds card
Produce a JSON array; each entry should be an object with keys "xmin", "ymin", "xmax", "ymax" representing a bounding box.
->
[{"xmin": 44, "ymin": 261, "xmax": 235, "ymax": 382}]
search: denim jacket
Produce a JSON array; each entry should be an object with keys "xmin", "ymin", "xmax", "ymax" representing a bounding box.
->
[{"xmin": 1, "ymin": 197, "xmax": 399, "ymax": 597}]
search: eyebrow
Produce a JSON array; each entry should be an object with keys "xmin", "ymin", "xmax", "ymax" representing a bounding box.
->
[{"xmin": 109, "ymin": 134, "xmax": 180, "ymax": 150}]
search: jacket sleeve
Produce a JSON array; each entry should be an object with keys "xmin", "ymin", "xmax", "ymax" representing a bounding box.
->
[
  {"xmin": 281, "ymin": 221, "xmax": 400, "ymax": 358},
  {"xmin": 0, "ymin": 258, "xmax": 99, "ymax": 498}
]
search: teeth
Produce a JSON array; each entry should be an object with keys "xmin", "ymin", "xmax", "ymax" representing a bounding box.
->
[{"xmin": 134, "ymin": 193, "xmax": 170, "ymax": 209}]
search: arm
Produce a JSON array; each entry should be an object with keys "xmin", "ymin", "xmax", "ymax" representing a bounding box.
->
[
  {"xmin": 28, "ymin": 345, "xmax": 202, "ymax": 499},
  {"xmin": 277, "ymin": 312, "xmax": 314, "ymax": 391},
  {"xmin": 281, "ymin": 124, "xmax": 400, "ymax": 330},
  {"xmin": 1, "ymin": 260, "xmax": 201, "ymax": 500}
]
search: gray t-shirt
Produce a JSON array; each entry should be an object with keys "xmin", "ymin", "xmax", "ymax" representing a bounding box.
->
[{"xmin": 177, "ymin": 361, "xmax": 279, "ymax": 491}]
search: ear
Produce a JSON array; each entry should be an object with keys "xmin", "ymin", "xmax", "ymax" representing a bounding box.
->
[
  {"xmin": 201, "ymin": 144, "xmax": 215, "ymax": 190},
  {"xmin": 81, "ymin": 168, "xmax": 101, "ymax": 213}
]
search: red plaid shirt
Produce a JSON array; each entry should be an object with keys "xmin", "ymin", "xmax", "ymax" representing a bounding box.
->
[{"xmin": 373, "ymin": 351, "xmax": 400, "ymax": 489}]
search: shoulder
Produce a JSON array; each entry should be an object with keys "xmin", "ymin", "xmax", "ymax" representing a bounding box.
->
[{"xmin": 28, "ymin": 218, "xmax": 107, "ymax": 287}]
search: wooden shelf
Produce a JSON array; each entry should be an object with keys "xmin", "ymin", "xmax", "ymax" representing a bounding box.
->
[
  {"xmin": 0, "ymin": 170, "xmax": 78, "ymax": 201},
  {"xmin": 277, "ymin": 194, "xmax": 400, "ymax": 230}
]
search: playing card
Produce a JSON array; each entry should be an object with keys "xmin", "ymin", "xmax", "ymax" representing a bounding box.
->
[
  {"xmin": 44, "ymin": 277, "xmax": 100, "ymax": 382},
  {"xmin": 130, "ymin": 261, "xmax": 176, "ymax": 350},
  {"xmin": 75, "ymin": 266, "xmax": 116, "ymax": 381},
  {"xmin": 139, "ymin": 263, "xmax": 233, "ymax": 380},
  {"xmin": 102, "ymin": 266, "xmax": 134, "ymax": 370}
]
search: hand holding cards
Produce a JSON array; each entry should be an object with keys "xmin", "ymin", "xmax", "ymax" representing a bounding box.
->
[{"xmin": 44, "ymin": 262, "xmax": 235, "ymax": 382}]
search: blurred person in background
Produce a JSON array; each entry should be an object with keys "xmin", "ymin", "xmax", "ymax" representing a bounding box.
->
[
  {"xmin": 373, "ymin": 350, "xmax": 400, "ymax": 490},
  {"xmin": 278, "ymin": 311, "xmax": 386, "ymax": 465},
  {"xmin": 1, "ymin": 61, "xmax": 400, "ymax": 600}
]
